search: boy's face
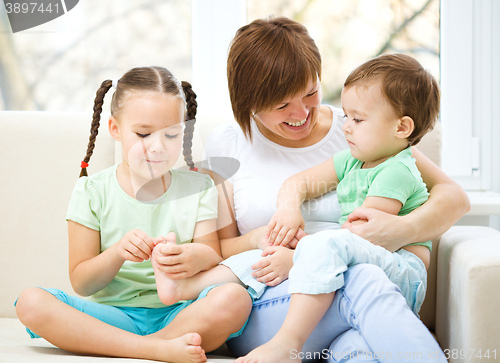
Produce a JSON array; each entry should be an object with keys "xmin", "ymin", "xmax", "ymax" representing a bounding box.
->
[{"xmin": 341, "ymin": 82, "xmax": 407, "ymax": 168}]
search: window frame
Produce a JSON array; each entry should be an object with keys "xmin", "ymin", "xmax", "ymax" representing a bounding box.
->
[{"xmin": 440, "ymin": 0, "xmax": 500, "ymax": 192}]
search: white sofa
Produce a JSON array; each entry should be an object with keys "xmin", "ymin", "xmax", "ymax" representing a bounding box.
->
[{"xmin": 1, "ymin": 111, "xmax": 500, "ymax": 363}]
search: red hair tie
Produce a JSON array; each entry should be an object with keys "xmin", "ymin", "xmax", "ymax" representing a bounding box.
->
[
  {"xmin": 189, "ymin": 166, "xmax": 198, "ymax": 172},
  {"xmin": 81, "ymin": 161, "xmax": 89, "ymax": 168}
]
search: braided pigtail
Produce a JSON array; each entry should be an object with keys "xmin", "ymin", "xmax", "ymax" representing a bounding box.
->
[
  {"xmin": 181, "ymin": 81, "xmax": 198, "ymax": 171},
  {"xmin": 79, "ymin": 80, "xmax": 113, "ymax": 177}
]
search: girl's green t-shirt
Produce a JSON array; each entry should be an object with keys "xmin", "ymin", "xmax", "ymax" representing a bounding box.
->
[{"xmin": 66, "ymin": 165, "xmax": 218, "ymax": 308}]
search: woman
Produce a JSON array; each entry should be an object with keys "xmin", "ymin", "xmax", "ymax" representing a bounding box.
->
[{"xmin": 201, "ymin": 17, "xmax": 469, "ymax": 361}]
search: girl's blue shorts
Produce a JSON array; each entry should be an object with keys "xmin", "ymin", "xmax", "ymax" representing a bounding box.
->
[{"xmin": 16, "ymin": 285, "xmax": 247, "ymax": 340}]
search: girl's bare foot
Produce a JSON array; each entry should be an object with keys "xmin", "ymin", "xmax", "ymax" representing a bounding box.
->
[
  {"xmin": 234, "ymin": 332, "xmax": 302, "ymax": 363},
  {"xmin": 161, "ymin": 333, "xmax": 207, "ymax": 363},
  {"xmin": 152, "ymin": 232, "xmax": 187, "ymax": 305}
]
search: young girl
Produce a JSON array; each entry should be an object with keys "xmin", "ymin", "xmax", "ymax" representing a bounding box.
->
[{"xmin": 15, "ymin": 66, "xmax": 252, "ymax": 363}]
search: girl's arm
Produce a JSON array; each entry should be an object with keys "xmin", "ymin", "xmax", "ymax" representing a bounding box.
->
[
  {"xmin": 343, "ymin": 147, "xmax": 470, "ymax": 251},
  {"xmin": 68, "ymin": 221, "xmax": 155, "ymax": 296},
  {"xmin": 266, "ymin": 158, "xmax": 339, "ymax": 246}
]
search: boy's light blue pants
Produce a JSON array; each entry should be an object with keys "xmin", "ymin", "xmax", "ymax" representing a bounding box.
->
[{"xmin": 221, "ymin": 229, "xmax": 427, "ymax": 316}]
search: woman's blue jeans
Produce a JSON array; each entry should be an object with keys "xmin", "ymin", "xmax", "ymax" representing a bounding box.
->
[{"xmin": 227, "ymin": 264, "xmax": 446, "ymax": 363}]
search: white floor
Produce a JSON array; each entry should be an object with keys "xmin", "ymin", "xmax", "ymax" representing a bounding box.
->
[{"xmin": 0, "ymin": 318, "xmax": 235, "ymax": 363}]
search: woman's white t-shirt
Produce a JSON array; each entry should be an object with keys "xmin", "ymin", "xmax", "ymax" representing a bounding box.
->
[{"xmin": 202, "ymin": 105, "xmax": 348, "ymax": 235}]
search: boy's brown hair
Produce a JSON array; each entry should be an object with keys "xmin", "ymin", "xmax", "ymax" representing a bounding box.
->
[
  {"xmin": 227, "ymin": 16, "xmax": 321, "ymax": 139},
  {"xmin": 344, "ymin": 53, "xmax": 440, "ymax": 145}
]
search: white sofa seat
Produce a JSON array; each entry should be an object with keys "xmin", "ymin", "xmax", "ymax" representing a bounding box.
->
[
  {"xmin": 1, "ymin": 111, "xmax": 500, "ymax": 363},
  {"xmin": 436, "ymin": 226, "xmax": 500, "ymax": 355}
]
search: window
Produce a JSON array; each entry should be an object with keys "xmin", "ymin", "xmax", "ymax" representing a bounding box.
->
[
  {"xmin": 247, "ymin": 0, "xmax": 440, "ymax": 108},
  {"xmin": 440, "ymin": 0, "xmax": 500, "ymax": 193},
  {"xmin": 3, "ymin": 0, "xmax": 499, "ymax": 200},
  {"xmin": 0, "ymin": 1, "xmax": 192, "ymax": 112},
  {"xmin": 194, "ymin": 0, "xmax": 500, "ymax": 198}
]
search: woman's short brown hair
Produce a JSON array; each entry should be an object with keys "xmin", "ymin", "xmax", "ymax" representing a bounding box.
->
[
  {"xmin": 344, "ymin": 53, "xmax": 440, "ymax": 145},
  {"xmin": 227, "ymin": 16, "xmax": 322, "ymax": 139}
]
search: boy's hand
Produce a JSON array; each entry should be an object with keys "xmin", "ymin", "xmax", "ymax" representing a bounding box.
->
[
  {"xmin": 264, "ymin": 209, "xmax": 305, "ymax": 247},
  {"xmin": 115, "ymin": 229, "xmax": 155, "ymax": 263},
  {"xmin": 153, "ymin": 232, "xmax": 202, "ymax": 279},
  {"xmin": 251, "ymin": 246, "xmax": 294, "ymax": 286}
]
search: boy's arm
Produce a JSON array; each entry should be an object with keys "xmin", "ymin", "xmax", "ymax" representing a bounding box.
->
[
  {"xmin": 266, "ymin": 158, "xmax": 339, "ymax": 246},
  {"xmin": 358, "ymin": 197, "xmax": 402, "ymax": 219}
]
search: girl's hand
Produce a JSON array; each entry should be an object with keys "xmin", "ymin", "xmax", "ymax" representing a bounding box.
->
[
  {"xmin": 153, "ymin": 242, "xmax": 203, "ymax": 279},
  {"xmin": 115, "ymin": 229, "xmax": 155, "ymax": 262},
  {"xmin": 265, "ymin": 209, "xmax": 305, "ymax": 247},
  {"xmin": 251, "ymin": 246, "xmax": 294, "ymax": 286}
]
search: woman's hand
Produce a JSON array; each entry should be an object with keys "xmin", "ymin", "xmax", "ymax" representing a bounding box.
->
[
  {"xmin": 251, "ymin": 246, "xmax": 294, "ymax": 286},
  {"xmin": 115, "ymin": 229, "xmax": 156, "ymax": 262},
  {"xmin": 153, "ymin": 242, "xmax": 204, "ymax": 279},
  {"xmin": 342, "ymin": 207, "xmax": 409, "ymax": 252}
]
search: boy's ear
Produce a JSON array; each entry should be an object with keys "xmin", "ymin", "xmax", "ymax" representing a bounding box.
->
[
  {"xmin": 108, "ymin": 116, "xmax": 120, "ymax": 141},
  {"xmin": 396, "ymin": 116, "xmax": 414, "ymax": 139}
]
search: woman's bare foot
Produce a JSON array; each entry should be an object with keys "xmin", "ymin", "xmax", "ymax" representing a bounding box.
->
[
  {"xmin": 234, "ymin": 332, "xmax": 302, "ymax": 363},
  {"xmin": 152, "ymin": 232, "xmax": 188, "ymax": 305},
  {"xmin": 161, "ymin": 333, "xmax": 207, "ymax": 363}
]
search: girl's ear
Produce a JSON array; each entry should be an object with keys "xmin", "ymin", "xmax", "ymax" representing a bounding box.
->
[
  {"xmin": 396, "ymin": 116, "xmax": 414, "ymax": 139},
  {"xmin": 108, "ymin": 116, "xmax": 121, "ymax": 141}
]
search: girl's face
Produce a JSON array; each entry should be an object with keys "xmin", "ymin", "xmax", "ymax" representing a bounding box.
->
[
  {"xmin": 341, "ymin": 82, "xmax": 406, "ymax": 168},
  {"xmin": 253, "ymin": 78, "xmax": 322, "ymax": 146},
  {"xmin": 110, "ymin": 91, "xmax": 184, "ymax": 181}
]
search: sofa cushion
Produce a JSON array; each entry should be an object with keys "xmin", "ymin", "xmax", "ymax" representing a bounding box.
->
[{"xmin": 0, "ymin": 112, "xmax": 115, "ymax": 318}]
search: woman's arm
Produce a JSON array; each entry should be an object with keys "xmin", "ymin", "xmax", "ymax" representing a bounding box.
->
[
  {"xmin": 200, "ymin": 169, "xmax": 268, "ymax": 259},
  {"xmin": 407, "ymin": 146, "xmax": 470, "ymax": 239},
  {"xmin": 200, "ymin": 169, "xmax": 304, "ymax": 262},
  {"xmin": 343, "ymin": 147, "xmax": 470, "ymax": 251}
]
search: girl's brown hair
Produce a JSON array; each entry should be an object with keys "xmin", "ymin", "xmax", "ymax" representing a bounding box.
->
[
  {"xmin": 79, "ymin": 66, "xmax": 197, "ymax": 177},
  {"xmin": 344, "ymin": 53, "xmax": 440, "ymax": 146},
  {"xmin": 227, "ymin": 16, "xmax": 321, "ymax": 139}
]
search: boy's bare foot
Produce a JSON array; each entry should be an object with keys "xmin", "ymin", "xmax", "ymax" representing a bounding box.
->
[
  {"xmin": 161, "ymin": 333, "xmax": 207, "ymax": 363},
  {"xmin": 152, "ymin": 232, "xmax": 187, "ymax": 305},
  {"xmin": 234, "ymin": 332, "xmax": 302, "ymax": 363}
]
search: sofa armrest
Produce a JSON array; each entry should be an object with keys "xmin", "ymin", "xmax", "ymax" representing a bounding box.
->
[{"xmin": 435, "ymin": 226, "xmax": 500, "ymax": 361}]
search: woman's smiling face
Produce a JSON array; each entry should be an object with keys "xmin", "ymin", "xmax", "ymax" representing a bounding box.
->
[{"xmin": 253, "ymin": 78, "xmax": 322, "ymax": 145}]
